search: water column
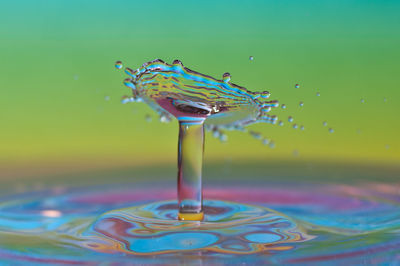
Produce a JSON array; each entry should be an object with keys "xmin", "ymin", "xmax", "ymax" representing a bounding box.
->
[{"xmin": 177, "ymin": 118, "xmax": 205, "ymax": 221}]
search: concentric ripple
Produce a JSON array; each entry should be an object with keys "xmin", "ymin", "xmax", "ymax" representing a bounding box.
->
[
  {"xmin": 0, "ymin": 183, "xmax": 399, "ymax": 264},
  {"xmin": 85, "ymin": 200, "xmax": 312, "ymax": 255}
]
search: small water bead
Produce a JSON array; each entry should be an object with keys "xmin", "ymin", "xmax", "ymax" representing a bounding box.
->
[
  {"xmin": 249, "ymin": 56, "xmax": 254, "ymax": 61},
  {"xmin": 159, "ymin": 114, "xmax": 171, "ymax": 123},
  {"xmin": 293, "ymin": 150, "xmax": 299, "ymax": 157},
  {"xmin": 295, "ymin": 84, "xmax": 300, "ymax": 88},
  {"xmin": 278, "ymin": 121, "xmax": 284, "ymax": 126},
  {"xmin": 300, "ymin": 125, "xmax": 305, "ymax": 130},
  {"xmin": 249, "ymin": 131, "xmax": 262, "ymax": 140},
  {"xmin": 384, "ymin": 97, "xmax": 387, "ymax": 102},
  {"xmin": 281, "ymin": 104, "xmax": 286, "ymax": 109},
  {"xmin": 385, "ymin": 144, "xmax": 390, "ymax": 150},
  {"xmin": 316, "ymin": 92, "xmax": 320, "ymax": 96},
  {"xmin": 145, "ymin": 114, "xmax": 152, "ymax": 122},
  {"xmin": 262, "ymin": 138, "xmax": 270, "ymax": 145},
  {"xmin": 104, "ymin": 96, "xmax": 110, "ymax": 101},
  {"xmin": 115, "ymin": 61, "xmax": 123, "ymax": 69},
  {"xmin": 299, "ymin": 101, "xmax": 304, "ymax": 107},
  {"xmin": 219, "ymin": 133, "xmax": 228, "ymax": 142},
  {"xmin": 293, "ymin": 124, "xmax": 298, "ymax": 129},
  {"xmin": 361, "ymin": 98, "xmax": 365, "ymax": 104},
  {"xmin": 329, "ymin": 128, "xmax": 334, "ymax": 133},
  {"xmin": 288, "ymin": 116, "xmax": 294, "ymax": 123},
  {"xmin": 222, "ymin": 72, "xmax": 231, "ymax": 83},
  {"xmin": 269, "ymin": 141, "xmax": 275, "ymax": 148},
  {"xmin": 323, "ymin": 121, "xmax": 328, "ymax": 126}
]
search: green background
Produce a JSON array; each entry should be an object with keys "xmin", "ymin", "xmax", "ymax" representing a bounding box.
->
[{"xmin": 0, "ymin": 0, "xmax": 399, "ymax": 179}]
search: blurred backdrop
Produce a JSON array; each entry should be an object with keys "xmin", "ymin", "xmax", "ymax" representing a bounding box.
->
[{"xmin": 0, "ymin": 0, "xmax": 399, "ymax": 184}]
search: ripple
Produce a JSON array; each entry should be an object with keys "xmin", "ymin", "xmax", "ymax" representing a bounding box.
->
[{"xmin": 0, "ymin": 183, "xmax": 399, "ymax": 264}]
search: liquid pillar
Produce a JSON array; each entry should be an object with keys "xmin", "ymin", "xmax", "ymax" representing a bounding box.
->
[{"xmin": 177, "ymin": 119, "xmax": 205, "ymax": 221}]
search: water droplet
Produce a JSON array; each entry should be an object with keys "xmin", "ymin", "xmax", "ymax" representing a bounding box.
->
[
  {"xmin": 115, "ymin": 61, "xmax": 123, "ymax": 69},
  {"xmin": 269, "ymin": 141, "xmax": 275, "ymax": 148},
  {"xmin": 104, "ymin": 96, "xmax": 110, "ymax": 101},
  {"xmin": 385, "ymin": 144, "xmax": 390, "ymax": 149},
  {"xmin": 300, "ymin": 125, "xmax": 305, "ymax": 130},
  {"xmin": 249, "ymin": 56, "xmax": 254, "ymax": 61},
  {"xmin": 160, "ymin": 114, "xmax": 171, "ymax": 123},
  {"xmin": 295, "ymin": 84, "xmax": 300, "ymax": 89},
  {"xmin": 384, "ymin": 97, "xmax": 387, "ymax": 102},
  {"xmin": 329, "ymin": 128, "xmax": 334, "ymax": 133},
  {"xmin": 172, "ymin": 59, "xmax": 183, "ymax": 66},
  {"xmin": 278, "ymin": 121, "xmax": 284, "ymax": 126},
  {"xmin": 288, "ymin": 116, "xmax": 293, "ymax": 122},
  {"xmin": 293, "ymin": 124, "xmax": 298, "ymax": 129},
  {"xmin": 356, "ymin": 129, "xmax": 361, "ymax": 134},
  {"xmin": 260, "ymin": 91, "xmax": 270, "ymax": 99},
  {"xmin": 222, "ymin": 72, "xmax": 231, "ymax": 83},
  {"xmin": 212, "ymin": 130, "xmax": 220, "ymax": 138},
  {"xmin": 316, "ymin": 92, "xmax": 320, "ymax": 96},
  {"xmin": 293, "ymin": 150, "xmax": 299, "ymax": 157},
  {"xmin": 323, "ymin": 121, "xmax": 327, "ymax": 126},
  {"xmin": 299, "ymin": 101, "xmax": 304, "ymax": 107},
  {"xmin": 262, "ymin": 139, "xmax": 270, "ymax": 145},
  {"xmin": 73, "ymin": 74, "xmax": 79, "ymax": 80},
  {"xmin": 219, "ymin": 133, "xmax": 228, "ymax": 142},
  {"xmin": 281, "ymin": 104, "xmax": 286, "ymax": 109},
  {"xmin": 360, "ymin": 98, "xmax": 365, "ymax": 103},
  {"xmin": 145, "ymin": 114, "xmax": 152, "ymax": 122},
  {"xmin": 249, "ymin": 131, "xmax": 262, "ymax": 140}
]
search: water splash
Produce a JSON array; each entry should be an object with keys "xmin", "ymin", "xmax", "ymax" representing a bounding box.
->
[
  {"xmin": 121, "ymin": 59, "xmax": 279, "ymax": 131},
  {"xmin": 119, "ymin": 59, "xmax": 280, "ymax": 219}
]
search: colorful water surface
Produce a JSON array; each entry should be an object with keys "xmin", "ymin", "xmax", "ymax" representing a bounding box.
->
[{"xmin": 0, "ymin": 182, "xmax": 399, "ymax": 264}]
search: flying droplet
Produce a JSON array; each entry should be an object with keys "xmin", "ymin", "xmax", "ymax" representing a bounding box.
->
[
  {"xmin": 300, "ymin": 125, "xmax": 305, "ymax": 130},
  {"xmin": 329, "ymin": 128, "xmax": 334, "ymax": 133},
  {"xmin": 222, "ymin": 72, "xmax": 231, "ymax": 83},
  {"xmin": 172, "ymin": 59, "xmax": 183, "ymax": 66},
  {"xmin": 249, "ymin": 56, "xmax": 254, "ymax": 61},
  {"xmin": 288, "ymin": 116, "xmax": 293, "ymax": 123},
  {"xmin": 360, "ymin": 98, "xmax": 365, "ymax": 103},
  {"xmin": 316, "ymin": 92, "xmax": 320, "ymax": 96},
  {"xmin": 269, "ymin": 141, "xmax": 275, "ymax": 149},
  {"xmin": 281, "ymin": 104, "xmax": 286, "ymax": 109},
  {"xmin": 299, "ymin": 101, "xmax": 304, "ymax": 107},
  {"xmin": 323, "ymin": 121, "xmax": 327, "ymax": 126},
  {"xmin": 115, "ymin": 61, "xmax": 123, "ymax": 69},
  {"xmin": 219, "ymin": 133, "xmax": 228, "ymax": 142},
  {"xmin": 104, "ymin": 96, "xmax": 110, "ymax": 101},
  {"xmin": 160, "ymin": 114, "xmax": 171, "ymax": 123},
  {"xmin": 145, "ymin": 114, "xmax": 152, "ymax": 122},
  {"xmin": 249, "ymin": 131, "xmax": 262, "ymax": 140},
  {"xmin": 262, "ymin": 139, "xmax": 270, "ymax": 145},
  {"xmin": 293, "ymin": 124, "xmax": 298, "ymax": 129},
  {"xmin": 278, "ymin": 121, "xmax": 284, "ymax": 126},
  {"xmin": 295, "ymin": 84, "xmax": 300, "ymax": 89},
  {"xmin": 384, "ymin": 97, "xmax": 387, "ymax": 102}
]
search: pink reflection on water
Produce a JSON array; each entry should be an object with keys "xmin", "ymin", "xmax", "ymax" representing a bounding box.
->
[{"xmin": 69, "ymin": 185, "xmax": 384, "ymax": 211}]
